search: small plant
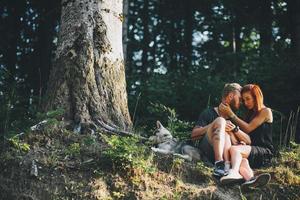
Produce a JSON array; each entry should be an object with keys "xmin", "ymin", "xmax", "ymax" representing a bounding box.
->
[
  {"xmin": 83, "ymin": 136, "xmax": 96, "ymax": 146},
  {"xmin": 170, "ymin": 158, "xmax": 184, "ymax": 175},
  {"xmin": 66, "ymin": 143, "xmax": 81, "ymax": 156},
  {"xmin": 102, "ymin": 134, "xmax": 152, "ymax": 172},
  {"xmin": 36, "ymin": 108, "xmax": 65, "ymax": 128},
  {"xmin": 46, "ymin": 151, "xmax": 60, "ymax": 168},
  {"xmin": 8, "ymin": 136, "xmax": 30, "ymax": 153},
  {"xmin": 46, "ymin": 108, "xmax": 65, "ymax": 119},
  {"xmin": 278, "ymin": 142, "xmax": 300, "ymax": 169},
  {"xmin": 149, "ymin": 103, "xmax": 193, "ymax": 140},
  {"xmin": 239, "ymin": 188, "xmax": 248, "ymax": 200},
  {"xmin": 272, "ymin": 166, "xmax": 300, "ymax": 185},
  {"xmin": 112, "ymin": 191, "xmax": 125, "ymax": 199},
  {"xmin": 273, "ymin": 106, "xmax": 300, "ymax": 149},
  {"xmin": 195, "ymin": 161, "xmax": 213, "ymax": 176}
]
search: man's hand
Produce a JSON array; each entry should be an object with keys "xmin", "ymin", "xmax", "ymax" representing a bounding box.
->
[
  {"xmin": 191, "ymin": 124, "xmax": 210, "ymax": 140},
  {"xmin": 226, "ymin": 120, "xmax": 240, "ymax": 145}
]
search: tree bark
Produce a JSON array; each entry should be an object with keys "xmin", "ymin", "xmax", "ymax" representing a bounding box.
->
[
  {"xmin": 122, "ymin": 0, "xmax": 129, "ymax": 65},
  {"xmin": 45, "ymin": 0, "xmax": 132, "ymax": 131}
]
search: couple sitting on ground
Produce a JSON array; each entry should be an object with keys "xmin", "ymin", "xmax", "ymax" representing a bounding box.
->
[{"xmin": 192, "ymin": 83, "xmax": 273, "ymax": 188}]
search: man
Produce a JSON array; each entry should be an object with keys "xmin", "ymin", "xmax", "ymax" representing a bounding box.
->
[{"xmin": 192, "ymin": 83, "xmax": 250, "ymax": 178}]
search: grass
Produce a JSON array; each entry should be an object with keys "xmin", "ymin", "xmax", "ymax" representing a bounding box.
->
[{"xmin": 0, "ymin": 105, "xmax": 300, "ymax": 200}]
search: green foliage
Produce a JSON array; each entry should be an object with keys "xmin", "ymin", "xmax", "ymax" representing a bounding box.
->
[
  {"xmin": 195, "ymin": 161, "xmax": 213, "ymax": 177},
  {"xmin": 45, "ymin": 151, "xmax": 60, "ymax": 168},
  {"xmin": 36, "ymin": 108, "xmax": 64, "ymax": 120},
  {"xmin": 103, "ymin": 134, "xmax": 154, "ymax": 172},
  {"xmin": 112, "ymin": 191, "xmax": 125, "ymax": 199},
  {"xmin": 239, "ymin": 190, "xmax": 248, "ymax": 200},
  {"xmin": 280, "ymin": 142, "xmax": 300, "ymax": 162},
  {"xmin": 8, "ymin": 136, "xmax": 30, "ymax": 153},
  {"xmin": 83, "ymin": 136, "xmax": 96, "ymax": 146},
  {"xmin": 148, "ymin": 103, "xmax": 193, "ymax": 140},
  {"xmin": 263, "ymin": 143, "xmax": 300, "ymax": 186},
  {"xmin": 272, "ymin": 106, "xmax": 300, "ymax": 149},
  {"xmin": 170, "ymin": 158, "xmax": 185, "ymax": 176},
  {"xmin": 2, "ymin": 0, "xmax": 300, "ymax": 154},
  {"xmin": 0, "ymin": 106, "xmax": 67, "ymax": 160},
  {"xmin": 0, "ymin": 70, "xmax": 37, "ymax": 141},
  {"xmin": 65, "ymin": 143, "xmax": 81, "ymax": 156}
]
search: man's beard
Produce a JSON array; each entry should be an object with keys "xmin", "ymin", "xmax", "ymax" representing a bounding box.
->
[{"xmin": 229, "ymin": 99, "xmax": 239, "ymax": 111}]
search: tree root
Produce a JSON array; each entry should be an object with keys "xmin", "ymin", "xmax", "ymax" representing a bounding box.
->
[{"xmin": 96, "ymin": 119, "xmax": 147, "ymax": 140}]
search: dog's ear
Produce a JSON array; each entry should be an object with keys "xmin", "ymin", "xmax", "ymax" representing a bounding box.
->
[{"xmin": 156, "ymin": 121, "xmax": 163, "ymax": 129}]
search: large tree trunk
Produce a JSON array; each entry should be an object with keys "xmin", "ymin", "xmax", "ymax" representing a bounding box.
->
[
  {"xmin": 122, "ymin": 0, "xmax": 129, "ymax": 65},
  {"xmin": 45, "ymin": 0, "xmax": 132, "ymax": 131}
]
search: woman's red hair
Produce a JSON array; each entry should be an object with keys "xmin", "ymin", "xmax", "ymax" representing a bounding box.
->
[{"xmin": 242, "ymin": 84, "xmax": 264, "ymax": 120}]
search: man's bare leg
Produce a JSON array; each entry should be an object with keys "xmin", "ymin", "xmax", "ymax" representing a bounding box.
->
[
  {"xmin": 207, "ymin": 117, "xmax": 227, "ymax": 162},
  {"xmin": 206, "ymin": 117, "xmax": 229, "ymax": 177}
]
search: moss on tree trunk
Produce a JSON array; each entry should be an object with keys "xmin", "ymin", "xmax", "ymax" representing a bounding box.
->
[{"xmin": 45, "ymin": 0, "xmax": 131, "ymax": 130}]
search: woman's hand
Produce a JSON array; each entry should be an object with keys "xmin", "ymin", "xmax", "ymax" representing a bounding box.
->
[{"xmin": 219, "ymin": 103, "xmax": 235, "ymax": 118}]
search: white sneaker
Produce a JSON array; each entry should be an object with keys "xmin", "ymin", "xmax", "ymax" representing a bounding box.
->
[{"xmin": 220, "ymin": 169, "xmax": 244, "ymax": 185}]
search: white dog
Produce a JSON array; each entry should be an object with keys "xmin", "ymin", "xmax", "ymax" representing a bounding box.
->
[{"xmin": 149, "ymin": 121, "xmax": 201, "ymax": 162}]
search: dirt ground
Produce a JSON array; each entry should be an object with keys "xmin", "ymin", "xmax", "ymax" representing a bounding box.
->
[{"xmin": 1, "ymin": 126, "xmax": 299, "ymax": 200}]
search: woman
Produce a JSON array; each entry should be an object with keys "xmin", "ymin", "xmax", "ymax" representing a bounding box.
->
[{"xmin": 219, "ymin": 84, "xmax": 273, "ymax": 187}]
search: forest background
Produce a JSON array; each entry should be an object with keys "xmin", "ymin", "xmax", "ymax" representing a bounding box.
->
[{"xmin": 0, "ymin": 0, "xmax": 299, "ymax": 146}]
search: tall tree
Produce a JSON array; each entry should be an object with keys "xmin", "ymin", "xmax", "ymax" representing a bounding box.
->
[
  {"xmin": 287, "ymin": 0, "xmax": 300, "ymax": 58},
  {"xmin": 141, "ymin": 0, "xmax": 150, "ymax": 86},
  {"xmin": 230, "ymin": 1, "xmax": 243, "ymax": 53},
  {"xmin": 259, "ymin": 0, "xmax": 272, "ymax": 51},
  {"xmin": 31, "ymin": 0, "xmax": 60, "ymax": 104},
  {"xmin": 183, "ymin": 0, "xmax": 194, "ymax": 70},
  {"xmin": 45, "ymin": 0, "xmax": 132, "ymax": 131},
  {"xmin": 286, "ymin": 0, "xmax": 300, "ymax": 143},
  {"xmin": 2, "ymin": 1, "xmax": 26, "ymax": 82}
]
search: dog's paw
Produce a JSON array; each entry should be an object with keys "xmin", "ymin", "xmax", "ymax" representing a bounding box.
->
[
  {"xmin": 151, "ymin": 147, "xmax": 172, "ymax": 155},
  {"xmin": 173, "ymin": 153, "xmax": 192, "ymax": 161},
  {"xmin": 151, "ymin": 147, "xmax": 159, "ymax": 152}
]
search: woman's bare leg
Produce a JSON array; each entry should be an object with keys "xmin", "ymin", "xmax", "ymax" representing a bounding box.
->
[
  {"xmin": 239, "ymin": 158, "xmax": 254, "ymax": 181},
  {"xmin": 223, "ymin": 133, "xmax": 232, "ymax": 171},
  {"xmin": 230, "ymin": 145, "xmax": 251, "ymax": 172}
]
